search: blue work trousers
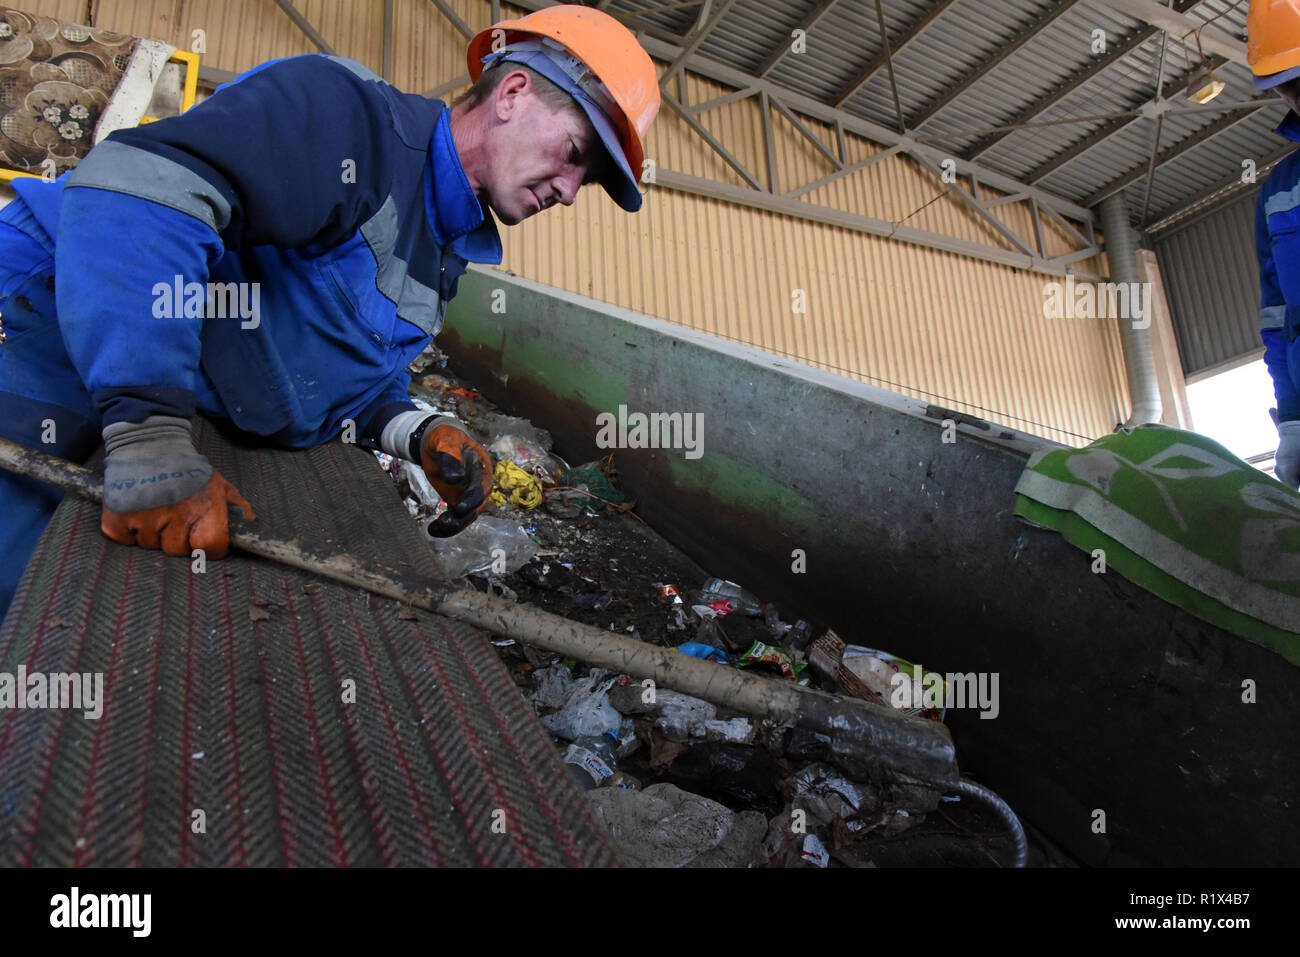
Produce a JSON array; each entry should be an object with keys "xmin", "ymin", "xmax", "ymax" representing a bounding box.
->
[{"xmin": 0, "ymin": 199, "xmax": 101, "ymax": 620}]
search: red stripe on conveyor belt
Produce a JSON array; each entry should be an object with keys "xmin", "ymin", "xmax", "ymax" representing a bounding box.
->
[
  {"xmin": 7, "ymin": 512, "xmax": 86, "ymax": 865},
  {"xmin": 338, "ymin": 593, "xmax": 443, "ymax": 866},
  {"xmin": 0, "ymin": 420, "xmax": 620, "ymax": 867},
  {"xmin": 411, "ymin": 616, "xmax": 541, "ymax": 867},
  {"xmin": 441, "ymin": 622, "xmax": 588, "ymax": 867}
]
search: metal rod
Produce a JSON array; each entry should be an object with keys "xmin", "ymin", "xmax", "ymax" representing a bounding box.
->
[
  {"xmin": 422, "ymin": 72, "xmax": 469, "ymax": 100},
  {"xmin": 782, "ymin": 143, "xmax": 903, "ymax": 198},
  {"xmin": 874, "ymin": 0, "xmax": 905, "ymax": 133},
  {"xmin": 660, "ymin": 0, "xmax": 737, "ymax": 87},
  {"xmin": 428, "ymin": 0, "xmax": 474, "ymax": 40},
  {"xmin": 1041, "ymin": 203, "xmax": 1094, "ymax": 248},
  {"xmin": 832, "ymin": 0, "xmax": 958, "ymax": 109},
  {"xmin": 907, "ymin": 0, "xmax": 1085, "ymax": 129},
  {"xmin": 382, "ymin": 0, "xmax": 394, "ymax": 81},
  {"xmin": 1030, "ymin": 197, "xmax": 1046, "ymax": 258},
  {"xmin": 662, "ymin": 90, "xmax": 765, "ymax": 190},
  {"xmin": 1140, "ymin": 0, "xmax": 1174, "ymax": 224},
  {"xmin": 272, "ymin": 0, "xmax": 337, "ymax": 55},
  {"xmin": 689, "ymin": 85, "xmax": 759, "ymax": 116},
  {"xmin": 0, "ymin": 436, "xmax": 958, "ymax": 787},
  {"xmin": 1139, "ymin": 113, "xmax": 1165, "ymax": 223},
  {"xmin": 760, "ymin": 90, "xmax": 776, "ymax": 192},
  {"xmin": 911, "ymin": 153, "xmax": 1035, "ymax": 256},
  {"xmin": 754, "ymin": 0, "xmax": 838, "ymax": 78},
  {"xmin": 771, "ymin": 97, "xmax": 843, "ymax": 171}
]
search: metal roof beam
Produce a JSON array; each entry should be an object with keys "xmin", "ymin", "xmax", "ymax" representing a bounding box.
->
[
  {"xmin": 965, "ymin": 0, "xmax": 1208, "ymax": 160},
  {"xmin": 1025, "ymin": 56, "xmax": 1226, "ymax": 184},
  {"xmin": 830, "ymin": 0, "xmax": 959, "ymax": 110},
  {"xmin": 754, "ymin": 0, "xmax": 839, "ymax": 79},
  {"xmin": 656, "ymin": 170, "xmax": 1100, "ymax": 278},
  {"xmin": 660, "ymin": 0, "xmax": 740, "ymax": 87},
  {"xmin": 783, "ymin": 143, "xmax": 903, "ymax": 198},
  {"xmin": 1145, "ymin": 143, "xmax": 1295, "ymax": 232},
  {"xmin": 1040, "ymin": 203, "xmax": 1094, "ymax": 248},
  {"xmin": 910, "ymin": 153, "xmax": 1035, "ymax": 256},
  {"xmin": 1083, "ymin": 100, "xmax": 1278, "ymax": 208},
  {"xmin": 770, "ymin": 96, "xmax": 845, "ymax": 170},
  {"xmin": 966, "ymin": 29, "xmax": 1153, "ymax": 159},
  {"xmin": 906, "ymin": 0, "xmax": 1087, "ymax": 130},
  {"xmin": 1089, "ymin": 0, "xmax": 1249, "ymax": 66},
  {"xmin": 662, "ymin": 89, "xmax": 765, "ymax": 190},
  {"xmin": 506, "ymin": 0, "xmax": 1097, "ymax": 223},
  {"xmin": 688, "ymin": 85, "xmax": 760, "ymax": 115}
]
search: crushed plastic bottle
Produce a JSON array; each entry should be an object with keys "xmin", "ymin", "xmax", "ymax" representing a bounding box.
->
[
  {"xmin": 696, "ymin": 578, "xmax": 765, "ymax": 616},
  {"xmin": 564, "ymin": 731, "xmax": 620, "ymax": 790}
]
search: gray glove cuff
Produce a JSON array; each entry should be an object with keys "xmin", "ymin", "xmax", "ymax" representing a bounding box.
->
[
  {"xmin": 103, "ymin": 415, "xmax": 213, "ymax": 514},
  {"xmin": 379, "ymin": 410, "xmax": 434, "ymax": 460}
]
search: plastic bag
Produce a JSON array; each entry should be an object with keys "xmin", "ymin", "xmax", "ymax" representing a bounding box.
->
[
  {"xmin": 423, "ymin": 514, "xmax": 539, "ymax": 579},
  {"xmin": 538, "ymin": 668, "xmax": 621, "ymax": 742}
]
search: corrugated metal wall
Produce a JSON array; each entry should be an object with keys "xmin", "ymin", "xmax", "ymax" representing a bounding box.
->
[
  {"xmin": 27, "ymin": 0, "xmax": 1128, "ymax": 445},
  {"xmin": 1153, "ymin": 190, "xmax": 1263, "ymax": 379}
]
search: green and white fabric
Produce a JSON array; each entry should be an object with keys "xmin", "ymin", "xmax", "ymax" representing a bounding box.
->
[{"xmin": 1014, "ymin": 424, "xmax": 1300, "ymax": 664}]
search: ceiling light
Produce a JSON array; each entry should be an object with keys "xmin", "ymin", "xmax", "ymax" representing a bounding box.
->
[{"xmin": 1187, "ymin": 69, "xmax": 1226, "ymax": 104}]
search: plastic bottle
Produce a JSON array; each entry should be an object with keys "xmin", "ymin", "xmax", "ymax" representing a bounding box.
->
[
  {"xmin": 564, "ymin": 731, "xmax": 619, "ymax": 790},
  {"xmin": 696, "ymin": 578, "xmax": 765, "ymax": 616}
]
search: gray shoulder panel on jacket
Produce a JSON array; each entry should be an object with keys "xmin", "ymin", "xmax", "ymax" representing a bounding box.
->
[
  {"xmin": 64, "ymin": 139, "xmax": 231, "ymax": 233},
  {"xmin": 323, "ymin": 56, "xmax": 386, "ymax": 84}
]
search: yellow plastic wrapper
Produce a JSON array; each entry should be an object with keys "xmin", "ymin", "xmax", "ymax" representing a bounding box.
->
[{"xmin": 490, "ymin": 459, "xmax": 544, "ymax": 508}]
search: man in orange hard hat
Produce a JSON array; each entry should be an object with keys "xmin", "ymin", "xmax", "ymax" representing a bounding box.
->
[
  {"xmin": 456, "ymin": 5, "xmax": 660, "ymax": 220},
  {"xmin": 1249, "ymin": 0, "xmax": 1300, "ymax": 488},
  {"xmin": 0, "ymin": 5, "xmax": 660, "ymax": 617}
]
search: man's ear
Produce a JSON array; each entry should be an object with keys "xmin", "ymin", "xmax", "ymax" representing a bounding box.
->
[{"xmin": 493, "ymin": 69, "xmax": 533, "ymax": 122}]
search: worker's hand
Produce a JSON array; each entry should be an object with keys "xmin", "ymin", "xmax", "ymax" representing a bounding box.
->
[
  {"xmin": 1276, "ymin": 420, "xmax": 1300, "ymax": 490},
  {"xmin": 420, "ymin": 420, "xmax": 493, "ymax": 537},
  {"xmin": 101, "ymin": 416, "xmax": 255, "ymax": 558}
]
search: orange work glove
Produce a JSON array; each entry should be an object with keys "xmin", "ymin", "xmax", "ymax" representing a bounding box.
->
[
  {"xmin": 418, "ymin": 419, "xmax": 493, "ymax": 537},
  {"xmin": 100, "ymin": 416, "xmax": 255, "ymax": 558},
  {"xmin": 101, "ymin": 471, "xmax": 255, "ymax": 559}
]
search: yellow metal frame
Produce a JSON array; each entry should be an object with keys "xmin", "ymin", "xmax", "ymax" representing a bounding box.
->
[{"xmin": 0, "ymin": 49, "xmax": 201, "ymax": 183}]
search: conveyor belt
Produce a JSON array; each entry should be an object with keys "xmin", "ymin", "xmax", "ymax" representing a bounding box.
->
[{"xmin": 0, "ymin": 419, "xmax": 619, "ymax": 866}]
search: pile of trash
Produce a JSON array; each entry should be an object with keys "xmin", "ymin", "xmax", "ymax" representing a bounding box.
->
[
  {"xmin": 516, "ymin": 637, "xmax": 961, "ymax": 868},
  {"xmin": 366, "ymin": 346, "xmax": 1017, "ymax": 867}
]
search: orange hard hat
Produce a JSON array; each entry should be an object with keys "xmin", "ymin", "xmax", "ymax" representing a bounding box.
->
[
  {"xmin": 1248, "ymin": 0, "xmax": 1300, "ymax": 85},
  {"xmin": 466, "ymin": 5, "xmax": 660, "ymax": 211}
]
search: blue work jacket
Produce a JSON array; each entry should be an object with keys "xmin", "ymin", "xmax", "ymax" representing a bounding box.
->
[
  {"xmin": 1257, "ymin": 111, "xmax": 1300, "ymax": 422},
  {"xmin": 11, "ymin": 54, "xmax": 502, "ymax": 447}
]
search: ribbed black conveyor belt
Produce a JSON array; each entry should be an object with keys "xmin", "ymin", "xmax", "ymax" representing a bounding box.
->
[{"xmin": 0, "ymin": 419, "xmax": 619, "ymax": 866}]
